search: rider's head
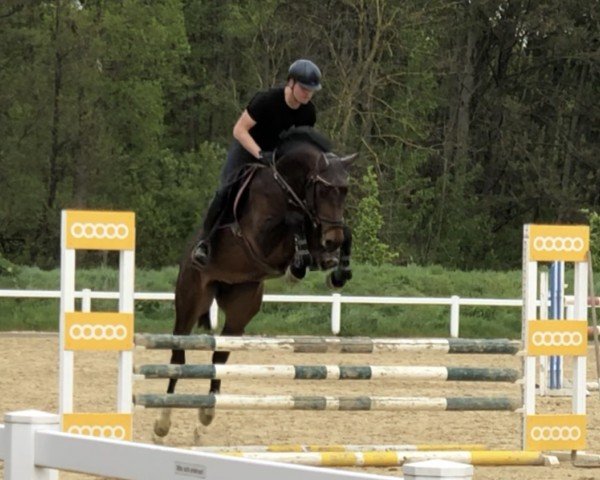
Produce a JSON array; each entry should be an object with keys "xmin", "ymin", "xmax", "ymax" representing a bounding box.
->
[{"xmin": 287, "ymin": 59, "xmax": 322, "ymax": 91}]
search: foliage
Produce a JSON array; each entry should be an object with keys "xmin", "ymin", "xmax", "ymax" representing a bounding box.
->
[
  {"xmin": 0, "ymin": 254, "xmax": 17, "ymax": 280},
  {"xmin": 585, "ymin": 210, "xmax": 600, "ymax": 272},
  {"xmin": 1, "ymin": 1, "xmax": 599, "ymax": 269},
  {"xmin": 125, "ymin": 142, "xmax": 225, "ymax": 267},
  {"xmin": 352, "ymin": 167, "xmax": 397, "ymax": 265}
]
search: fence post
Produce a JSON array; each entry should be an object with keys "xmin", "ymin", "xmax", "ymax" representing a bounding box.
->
[
  {"xmin": 450, "ymin": 295, "xmax": 460, "ymax": 338},
  {"xmin": 81, "ymin": 288, "xmax": 92, "ymax": 313},
  {"xmin": 331, "ymin": 293, "xmax": 342, "ymax": 335},
  {"xmin": 3, "ymin": 410, "xmax": 59, "ymax": 480}
]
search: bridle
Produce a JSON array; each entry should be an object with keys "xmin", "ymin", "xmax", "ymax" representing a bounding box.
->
[{"xmin": 271, "ymin": 152, "xmax": 346, "ymax": 230}]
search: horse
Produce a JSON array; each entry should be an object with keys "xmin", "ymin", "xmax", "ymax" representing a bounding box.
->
[{"xmin": 154, "ymin": 129, "xmax": 355, "ymax": 437}]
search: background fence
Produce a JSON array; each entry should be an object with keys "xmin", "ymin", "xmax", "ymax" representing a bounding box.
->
[{"xmin": 0, "ymin": 288, "xmax": 528, "ymax": 336}]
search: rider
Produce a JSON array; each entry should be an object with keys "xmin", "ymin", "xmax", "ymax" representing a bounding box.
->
[{"xmin": 192, "ymin": 58, "xmax": 323, "ymax": 266}]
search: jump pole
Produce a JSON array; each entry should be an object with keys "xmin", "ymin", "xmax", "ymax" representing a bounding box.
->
[
  {"xmin": 134, "ymin": 393, "xmax": 519, "ymax": 411},
  {"xmin": 192, "ymin": 444, "xmax": 489, "ymax": 453},
  {"xmin": 135, "ymin": 334, "xmax": 520, "ymax": 354},
  {"xmin": 135, "ymin": 364, "xmax": 520, "ymax": 382},
  {"xmin": 217, "ymin": 450, "xmax": 548, "ymax": 467}
]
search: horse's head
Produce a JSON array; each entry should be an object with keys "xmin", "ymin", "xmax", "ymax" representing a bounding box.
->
[
  {"xmin": 306, "ymin": 151, "xmax": 356, "ymax": 251},
  {"xmin": 274, "ymin": 127, "xmax": 355, "ymax": 258}
]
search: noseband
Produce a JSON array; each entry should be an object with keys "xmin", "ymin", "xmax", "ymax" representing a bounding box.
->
[{"xmin": 271, "ymin": 152, "xmax": 345, "ymax": 230}]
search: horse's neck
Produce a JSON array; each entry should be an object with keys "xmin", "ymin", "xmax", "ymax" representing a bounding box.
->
[
  {"xmin": 276, "ymin": 154, "xmax": 314, "ymax": 195},
  {"xmin": 236, "ymin": 167, "xmax": 300, "ymax": 269}
]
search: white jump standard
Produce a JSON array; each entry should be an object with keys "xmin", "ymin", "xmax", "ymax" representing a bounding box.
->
[
  {"xmin": 59, "ymin": 210, "xmax": 136, "ymax": 441},
  {"xmin": 521, "ymin": 224, "xmax": 589, "ymax": 452}
]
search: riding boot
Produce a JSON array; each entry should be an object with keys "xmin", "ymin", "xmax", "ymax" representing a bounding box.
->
[{"xmin": 192, "ymin": 189, "xmax": 229, "ymax": 266}]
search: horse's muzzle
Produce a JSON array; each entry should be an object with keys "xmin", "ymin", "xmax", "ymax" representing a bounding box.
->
[{"xmin": 318, "ymin": 251, "xmax": 339, "ymax": 270}]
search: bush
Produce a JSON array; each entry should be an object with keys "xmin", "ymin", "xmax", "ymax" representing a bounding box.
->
[{"xmin": 352, "ymin": 166, "xmax": 397, "ymax": 265}]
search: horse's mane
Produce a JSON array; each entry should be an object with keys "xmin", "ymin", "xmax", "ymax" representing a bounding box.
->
[{"xmin": 277, "ymin": 126, "xmax": 333, "ymax": 156}]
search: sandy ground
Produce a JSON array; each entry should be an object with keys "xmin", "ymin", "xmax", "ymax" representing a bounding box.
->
[{"xmin": 1, "ymin": 333, "xmax": 600, "ymax": 480}]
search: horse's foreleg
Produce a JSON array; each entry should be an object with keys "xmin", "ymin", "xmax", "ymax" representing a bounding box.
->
[{"xmin": 327, "ymin": 225, "xmax": 353, "ymax": 288}]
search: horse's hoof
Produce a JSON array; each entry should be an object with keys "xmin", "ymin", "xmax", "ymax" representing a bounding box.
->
[
  {"xmin": 301, "ymin": 252, "xmax": 312, "ymax": 266},
  {"xmin": 285, "ymin": 266, "xmax": 304, "ymax": 282},
  {"xmin": 199, "ymin": 407, "xmax": 215, "ymax": 426},
  {"xmin": 326, "ymin": 271, "xmax": 347, "ymax": 289},
  {"xmin": 153, "ymin": 418, "xmax": 171, "ymax": 438}
]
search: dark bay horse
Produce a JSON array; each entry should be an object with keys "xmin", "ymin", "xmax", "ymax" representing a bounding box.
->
[{"xmin": 154, "ymin": 131, "xmax": 355, "ymax": 437}]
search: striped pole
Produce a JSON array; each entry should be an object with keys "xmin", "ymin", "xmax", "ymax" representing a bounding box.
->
[
  {"xmin": 134, "ymin": 394, "xmax": 519, "ymax": 411},
  {"xmin": 549, "ymin": 261, "xmax": 564, "ymax": 390},
  {"xmin": 192, "ymin": 444, "xmax": 488, "ymax": 453},
  {"xmin": 219, "ymin": 450, "xmax": 547, "ymax": 467},
  {"xmin": 135, "ymin": 334, "xmax": 520, "ymax": 355},
  {"xmin": 136, "ymin": 364, "xmax": 520, "ymax": 382}
]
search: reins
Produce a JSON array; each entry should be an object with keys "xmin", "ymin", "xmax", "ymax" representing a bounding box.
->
[{"xmin": 272, "ymin": 168, "xmax": 319, "ymax": 228}]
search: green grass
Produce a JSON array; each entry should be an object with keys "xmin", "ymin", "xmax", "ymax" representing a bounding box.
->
[{"xmin": 0, "ymin": 263, "xmax": 539, "ymax": 338}]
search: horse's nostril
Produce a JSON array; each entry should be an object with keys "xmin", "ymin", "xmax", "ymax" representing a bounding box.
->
[{"xmin": 323, "ymin": 239, "xmax": 338, "ymax": 252}]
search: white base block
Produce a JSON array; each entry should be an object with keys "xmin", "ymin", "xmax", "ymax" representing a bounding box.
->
[
  {"xmin": 2, "ymin": 410, "xmax": 60, "ymax": 480},
  {"xmin": 403, "ymin": 460, "xmax": 473, "ymax": 480}
]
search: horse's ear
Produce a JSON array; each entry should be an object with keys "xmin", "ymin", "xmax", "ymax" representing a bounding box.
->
[{"xmin": 340, "ymin": 153, "xmax": 357, "ymax": 168}]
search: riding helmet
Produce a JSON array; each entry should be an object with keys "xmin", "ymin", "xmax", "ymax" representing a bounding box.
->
[{"xmin": 288, "ymin": 59, "xmax": 322, "ymax": 91}]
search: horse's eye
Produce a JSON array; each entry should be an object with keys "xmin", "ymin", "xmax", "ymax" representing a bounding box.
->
[{"xmin": 319, "ymin": 187, "xmax": 332, "ymax": 198}]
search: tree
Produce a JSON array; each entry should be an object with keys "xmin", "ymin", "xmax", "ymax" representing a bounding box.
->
[{"xmin": 1, "ymin": 0, "xmax": 599, "ymax": 269}]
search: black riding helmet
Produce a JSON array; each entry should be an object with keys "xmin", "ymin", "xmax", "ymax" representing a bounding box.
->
[{"xmin": 288, "ymin": 59, "xmax": 322, "ymax": 91}]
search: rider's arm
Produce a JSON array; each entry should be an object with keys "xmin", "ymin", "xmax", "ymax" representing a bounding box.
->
[{"xmin": 232, "ymin": 110, "xmax": 261, "ymax": 159}]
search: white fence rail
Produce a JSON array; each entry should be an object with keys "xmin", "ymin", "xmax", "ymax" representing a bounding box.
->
[
  {"xmin": 0, "ymin": 410, "xmax": 397, "ymax": 480},
  {"xmin": 0, "ymin": 288, "xmax": 525, "ymax": 337}
]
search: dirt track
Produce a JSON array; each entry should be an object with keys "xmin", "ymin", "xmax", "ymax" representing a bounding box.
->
[{"xmin": 1, "ymin": 333, "xmax": 599, "ymax": 479}]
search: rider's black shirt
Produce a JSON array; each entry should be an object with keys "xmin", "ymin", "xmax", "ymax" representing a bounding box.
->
[{"xmin": 246, "ymin": 87, "xmax": 316, "ymax": 151}]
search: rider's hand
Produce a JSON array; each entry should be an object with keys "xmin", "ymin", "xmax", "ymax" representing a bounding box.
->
[{"xmin": 258, "ymin": 150, "xmax": 274, "ymax": 166}]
